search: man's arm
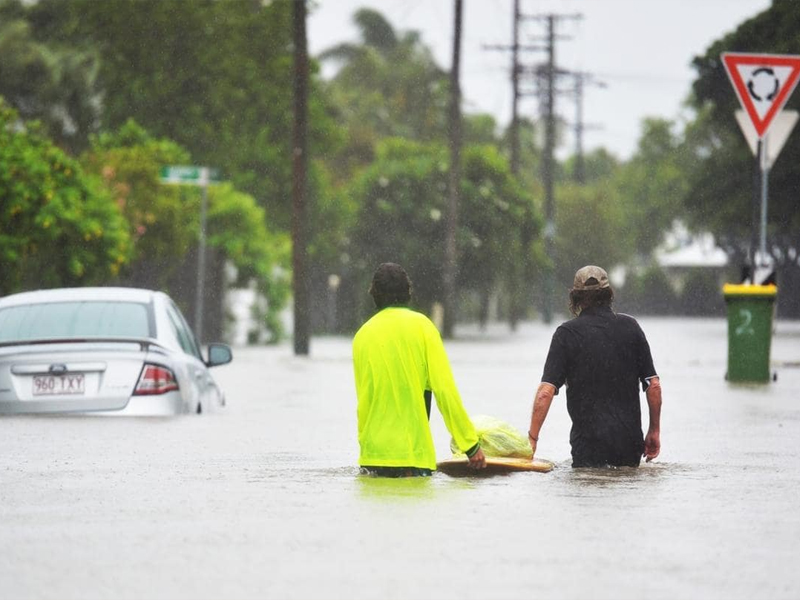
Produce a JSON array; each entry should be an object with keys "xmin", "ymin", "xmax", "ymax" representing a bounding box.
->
[
  {"xmin": 424, "ymin": 323, "xmax": 485, "ymax": 468},
  {"xmin": 643, "ymin": 377, "xmax": 662, "ymax": 462},
  {"xmin": 528, "ymin": 383, "xmax": 556, "ymax": 459}
]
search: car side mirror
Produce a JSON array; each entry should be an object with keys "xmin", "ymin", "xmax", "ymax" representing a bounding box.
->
[{"xmin": 206, "ymin": 343, "xmax": 233, "ymax": 367}]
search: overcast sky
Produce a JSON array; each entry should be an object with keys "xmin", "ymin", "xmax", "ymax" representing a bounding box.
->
[{"xmin": 308, "ymin": 0, "xmax": 772, "ymax": 160}]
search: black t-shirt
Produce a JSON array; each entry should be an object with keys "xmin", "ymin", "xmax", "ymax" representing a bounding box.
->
[{"xmin": 541, "ymin": 306, "xmax": 657, "ymax": 467}]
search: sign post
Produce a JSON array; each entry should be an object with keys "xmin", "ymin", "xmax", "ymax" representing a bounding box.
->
[
  {"xmin": 159, "ymin": 166, "xmax": 221, "ymax": 343},
  {"xmin": 722, "ymin": 52, "xmax": 800, "ymax": 269}
]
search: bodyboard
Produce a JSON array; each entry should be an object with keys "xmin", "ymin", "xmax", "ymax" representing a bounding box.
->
[{"xmin": 436, "ymin": 456, "xmax": 554, "ymax": 476}]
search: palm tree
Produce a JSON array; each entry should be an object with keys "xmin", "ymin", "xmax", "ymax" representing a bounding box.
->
[{"xmin": 319, "ymin": 7, "xmax": 449, "ymax": 166}]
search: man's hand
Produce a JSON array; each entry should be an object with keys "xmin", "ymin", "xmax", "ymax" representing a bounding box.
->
[
  {"xmin": 468, "ymin": 448, "xmax": 486, "ymax": 469},
  {"xmin": 643, "ymin": 430, "xmax": 660, "ymax": 462},
  {"xmin": 529, "ymin": 437, "xmax": 537, "ymax": 461}
]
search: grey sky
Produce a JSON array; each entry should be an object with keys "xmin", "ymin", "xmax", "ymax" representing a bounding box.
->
[{"xmin": 309, "ymin": 0, "xmax": 772, "ymax": 160}]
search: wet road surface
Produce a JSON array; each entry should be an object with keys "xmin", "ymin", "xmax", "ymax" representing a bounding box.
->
[{"xmin": 2, "ymin": 317, "xmax": 799, "ymax": 600}]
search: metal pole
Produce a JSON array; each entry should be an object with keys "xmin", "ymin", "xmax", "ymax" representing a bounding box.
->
[
  {"xmin": 195, "ymin": 169, "xmax": 208, "ymax": 343},
  {"xmin": 759, "ymin": 135, "xmax": 769, "ymax": 265},
  {"xmin": 750, "ymin": 141, "xmax": 761, "ymax": 276}
]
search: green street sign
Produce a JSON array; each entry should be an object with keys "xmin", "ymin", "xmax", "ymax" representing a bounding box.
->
[{"xmin": 160, "ymin": 165, "xmax": 221, "ymax": 185}]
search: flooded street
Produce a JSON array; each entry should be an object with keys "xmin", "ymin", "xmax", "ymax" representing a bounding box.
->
[{"xmin": 2, "ymin": 317, "xmax": 800, "ymax": 600}]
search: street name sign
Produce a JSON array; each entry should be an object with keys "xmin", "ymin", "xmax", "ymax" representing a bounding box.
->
[
  {"xmin": 722, "ymin": 52, "xmax": 800, "ymax": 138},
  {"xmin": 158, "ymin": 164, "xmax": 221, "ymax": 342},
  {"xmin": 160, "ymin": 165, "xmax": 221, "ymax": 186}
]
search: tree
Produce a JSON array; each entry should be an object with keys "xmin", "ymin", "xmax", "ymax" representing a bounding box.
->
[
  {"xmin": 206, "ymin": 184, "xmax": 291, "ymax": 342},
  {"xmin": 0, "ymin": 7, "xmax": 101, "ymax": 153},
  {"xmin": 553, "ymin": 181, "xmax": 630, "ymax": 299},
  {"xmin": 343, "ymin": 138, "xmax": 540, "ymax": 328},
  {"xmin": 17, "ymin": 0, "xmax": 339, "ymax": 232},
  {"xmin": 614, "ymin": 118, "xmax": 689, "ymax": 258},
  {"xmin": 562, "ymin": 148, "xmax": 619, "ymax": 185},
  {"xmin": 318, "ymin": 8, "xmax": 450, "ymax": 179},
  {"xmin": 0, "ymin": 97, "xmax": 130, "ymax": 294},
  {"xmin": 81, "ymin": 119, "xmax": 290, "ymax": 342},
  {"xmin": 80, "ymin": 119, "xmax": 197, "ymax": 290}
]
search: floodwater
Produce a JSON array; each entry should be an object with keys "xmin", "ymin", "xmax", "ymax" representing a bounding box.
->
[{"xmin": 2, "ymin": 317, "xmax": 799, "ymax": 600}]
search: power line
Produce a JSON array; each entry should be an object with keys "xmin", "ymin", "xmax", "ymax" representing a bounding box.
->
[
  {"xmin": 485, "ymin": 6, "xmax": 588, "ymax": 324},
  {"xmin": 570, "ymin": 71, "xmax": 606, "ymax": 183}
]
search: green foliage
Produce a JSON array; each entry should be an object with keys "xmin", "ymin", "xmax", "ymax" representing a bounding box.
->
[
  {"xmin": 614, "ymin": 118, "xmax": 689, "ymax": 256},
  {"xmin": 553, "ymin": 182, "xmax": 630, "ymax": 293},
  {"xmin": 460, "ymin": 144, "xmax": 538, "ymax": 295},
  {"xmin": 563, "ymin": 148, "xmax": 620, "ymax": 185},
  {"xmin": 80, "ymin": 119, "xmax": 195, "ymax": 287},
  {"xmin": 207, "ymin": 184, "xmax": 290, "ymax": 342},
  {"xmin": 680, "ymin": 269, "xmax": 724, "ymax": 316},
  {"xmin": 347, "ymin": 138, "xmax": 448, "ymax": 313},
  {"xmin": 0, "ymin": 7, "xmax": 101, "ymax": 152},
  {"xmin": 319, "ymin": 8, "xmax": 449, "ymax": 178},
  {"xmin": 617, "ymin": 264, "xmax": 678, "ymax": 315},
  {"xmin": 18, "ymin": 0, "xmax": 338, "ymax": 231},
  {"xmin": 81, "ymin": 119, "xmax": 291, "ymax": 341},
  {"xmin": 307, "ymin": 160, "xmax": 357, "ymax": 267},
  {"xmin": 346, "ymin": 138, "xmax": 540, "ymax": 322},
  {"xmin": 0, "ymin": 97, "xmax": 130, "ymax": 294},
  {"xmin": 464, "ymin": 114, "xmax": 500, "ymax": 146}
]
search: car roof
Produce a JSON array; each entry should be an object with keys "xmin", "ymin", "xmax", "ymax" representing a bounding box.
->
[{"xmin": 0, "ymin": 287, "xmax": 162, "ymax": 308}]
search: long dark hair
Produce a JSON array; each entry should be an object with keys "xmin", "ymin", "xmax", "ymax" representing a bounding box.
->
[{"xmin": 568, "ymin": 287, "xmax": 614, "ymax": 316}]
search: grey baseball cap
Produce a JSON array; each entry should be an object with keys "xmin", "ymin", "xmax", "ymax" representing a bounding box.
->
[{"xmin": 573, "ymin": 265, "xmax": 610, "ymax": 291}]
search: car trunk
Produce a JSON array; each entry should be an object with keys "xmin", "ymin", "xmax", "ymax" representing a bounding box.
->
[{"xmin": 0, "ymin": 341, "xmax": 154, "ymax": 414}]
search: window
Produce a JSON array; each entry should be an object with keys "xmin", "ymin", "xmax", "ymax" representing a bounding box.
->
[
  {"xmin": 0, "ymin": 302, "xmax": 151, "ymax": 342},
  {"xmin": 165, "ymin": 303, "xmax": 201, "ymax": 359}
]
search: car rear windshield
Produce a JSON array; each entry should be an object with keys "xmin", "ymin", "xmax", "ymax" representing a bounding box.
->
[{"xmin": 0, "ymin": 301, "xmax": 152, "ymax": 342}]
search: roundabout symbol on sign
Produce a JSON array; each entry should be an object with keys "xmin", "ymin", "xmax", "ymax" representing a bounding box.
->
[{"xmin": 747, "ymin": 67, "xmax": 779, "ymax": 102}]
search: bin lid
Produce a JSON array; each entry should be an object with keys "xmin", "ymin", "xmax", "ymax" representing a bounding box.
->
[{"xmin": 722, "ymin": 283, "xmax": 777, "ymax": 297}]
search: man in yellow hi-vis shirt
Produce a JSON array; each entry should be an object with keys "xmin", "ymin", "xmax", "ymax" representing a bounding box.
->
[{"xmin": 353, "ymin": 263, "xmax": 486, "ymax": 477}]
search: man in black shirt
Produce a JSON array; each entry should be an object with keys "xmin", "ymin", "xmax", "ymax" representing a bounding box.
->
[{"xmin": 528, "ymin": 265, "xmax": 662, "ymax": 467}]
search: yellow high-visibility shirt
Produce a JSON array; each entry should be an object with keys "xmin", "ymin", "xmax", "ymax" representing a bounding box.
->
[{"xmin": 352, "ymin": 306, "xmax": 478, "ymax": 470}]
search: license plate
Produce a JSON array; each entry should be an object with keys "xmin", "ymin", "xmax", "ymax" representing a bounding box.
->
[{"xmin": 32, "ymin": 374, "xmax": 85, "ymax": 396}]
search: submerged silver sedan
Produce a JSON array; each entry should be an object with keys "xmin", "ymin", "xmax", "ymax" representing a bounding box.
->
[{"xmin": 0, "ymin": 287, "xmax": 232, "ymax": 415}]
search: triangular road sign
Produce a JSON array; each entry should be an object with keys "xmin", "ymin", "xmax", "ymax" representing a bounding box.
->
[
  {"xmin": 722, "ymin": 52, "xmax": 800, "ymax": 138},
  {"xmin": 735, "ymin": 109, "xmax": 799, "ymax": 169}
]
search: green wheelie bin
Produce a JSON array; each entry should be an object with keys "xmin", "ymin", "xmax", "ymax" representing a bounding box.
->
[{"xmin": 723, "ymin": 283, "xmax": 777, "ymax": 383}]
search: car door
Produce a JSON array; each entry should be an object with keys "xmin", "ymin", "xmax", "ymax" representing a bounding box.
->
[{"xmin": 164, "ymin": 302, "xmax": 221, "ymax": 412}]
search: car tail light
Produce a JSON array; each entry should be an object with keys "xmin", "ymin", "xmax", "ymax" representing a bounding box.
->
[{"xmin": 134, "ymin": 364, "xmax": 179, "ymax": 395}]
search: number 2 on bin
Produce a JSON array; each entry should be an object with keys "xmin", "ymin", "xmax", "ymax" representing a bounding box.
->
[{"xmin": 735, "ymin": 309, "xmax": 754, "ymax": 336}]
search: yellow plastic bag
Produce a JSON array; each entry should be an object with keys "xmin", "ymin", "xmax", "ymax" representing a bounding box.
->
[{"xmin": 450, "ymin": 415, "xmax": 533, "ymax": 459}]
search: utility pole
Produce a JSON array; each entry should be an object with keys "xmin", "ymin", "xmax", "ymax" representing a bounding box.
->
[
  {"xmin": 510, "ymin": 0, "xmax": 526, "ymax": 331},
  {"xmin": 541, "ymin": 15, "xmax": 557, "ymax": 324},
  {"xmin": 510, "ymin": 0, "xmax": 522, "ymax": 177},
  {"xmin": 486, "ymin": 8, "xmax": 581, "ymax": 325},
  {"xmin": 443, "ymin": 0, "xmax": 463, "ymax": 339},
  {"xmin": 483, "ymin": 0, "xmax": 542, "ymax": 331},
  {"xmin": 531, "ymin": 13, "xmax": 581, "ymax": 324},
  {"xmin": 572, "ymin": 72, "xmax": 605, "ymax": 184},
  {"xmin": 292, "ymin": 0, "xmax": 310, "ymax": 355}
]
